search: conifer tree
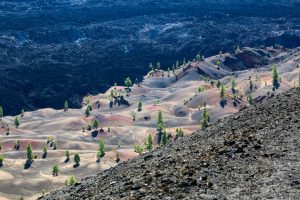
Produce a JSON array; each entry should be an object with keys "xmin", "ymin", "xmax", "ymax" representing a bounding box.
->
[
  {"xmin": 99, "ymin": 139, "xmax": 105, "ymax": 157},
  {"xmin": 149, "ymin": 63, "xmax": 154, "ymax": 71},
  {"xmin": 272, "ymin": 64, "xmax": 280, "ymax": 89},
  {"xmin": 157, "ymin": 62, "xmax": 161, "ymax": 70},
  {"xmin": 157, "ymin": 111, "xmax": 164, "ymax": 126},
  {"xmin": 200, "ymin": 104, "xmax": 210, "ymax": 129},
  {"xmin": 125, "ymin": 77, "xmax": 132, "ymax": 89},
  {"xmin": 85, "ymin": 106, "xmax": 91, "ymax": 117},
  {"xmin": 74, "ymin": 153, "xmax": 80, "ymax": 165},
  {"xmin": 217, "ymin": 80, "xmax": 222, "ymax": 88},
  {"xmin": 15, "ymin": 116, "xmax": 20, "ymax": 128},
  {"xmin": 134, "ymin": 145, "xmax": 144, "ymax": 155},
  {"xmin": 231, "ymin": 78, "xmax": 237, "ymax": 92},
  {"xmin": 157, "ymin": 111, "xmax": 164, "ymax": 144},
  {"xmin": 42, "ymin": 145, "xmax": 47, "ymax": 158},
  {"xmin": 217, "ymin": 60, "xmax": 221, "ymax": 70},
  {"xmin": 69, "ymin": 176, "xmax": 77, "ymax": 185},
  {"xmin": 175, "ymin": 128, "xmax": 184, "ymax": 139},
  {"xmin": 247, "ymin": 94, "xmax": 253, "ymax": 105},
  {"xmin": 0, "ymin": 106, "xmax": 3, "ymax": 119},
  {"xmin": 220, "ymin": 85, "xmax": 226, "ymax": 99},
  {"xmin": 0, "ymin": 155, "xmax": 4, "ymax": 166},
  {"xmin": 65, "ymin": 150, "xmax": 70, "ymax": 160},
  {"xmin": 145, "ymin": 134, "xmax": 153, "ymax": 151},
  {"xmin": 115, "ymin": 150, "xmax": 120, "ymax": 163},
  {"xmin": 92, "ymin": 119, "xmax": 99, "ymax": 130},
  {"xmin": 138, "ymin": 101, "xmax": 142, "ymax": 112},
  {"xmin": 26, "ymin": 144, "xmax": 33, "ymax": 162},
  {"xmin": 161, "ymin": 131, "xmax": 168, "ymax": 146},
  {"xmin": 52, "ymin": 165, "xmax": 59, "ymax": 176},
  {"xmin": 64, "ymin": 100, "xmax": 69, "ymax": 111}
]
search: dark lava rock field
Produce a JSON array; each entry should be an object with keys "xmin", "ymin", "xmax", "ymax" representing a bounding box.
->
[{"xmin": 1, "ymin": 0, "xmax": 300, "ymax": 114}]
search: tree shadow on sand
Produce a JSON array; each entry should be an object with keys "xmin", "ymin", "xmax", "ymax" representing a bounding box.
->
[
  {"xmin": 64, "ymin": 158, "xmax": 70, "ymax": 163},
  {"xmin": 24, "ymin": 160, "xmax": 33, "ymax": 169},
  {"xmin": 220, "ymin": 99, "xmax": 227, "ymax": 108},
  {"xmin": 73, "ymin": 163, "xmax": 80, "ymax": 168}
]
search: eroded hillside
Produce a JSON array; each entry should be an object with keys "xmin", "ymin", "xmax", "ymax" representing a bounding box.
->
[{"xmin": 0, "ymin": 47, "xmax": 299, "ymax": 199}]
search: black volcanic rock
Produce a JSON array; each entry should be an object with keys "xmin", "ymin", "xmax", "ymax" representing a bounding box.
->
[
  {"xmin": 1, "ymin": 1, "xmax": 300, "ymax": 115},
  {"xmin": 43, "ymin": 89, "xmax": 300, "ymax": 199}
]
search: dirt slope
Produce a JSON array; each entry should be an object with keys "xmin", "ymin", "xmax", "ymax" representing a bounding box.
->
[{"xmin": 43, "ymin": 88, "xmax": 300, "ymax": 199}]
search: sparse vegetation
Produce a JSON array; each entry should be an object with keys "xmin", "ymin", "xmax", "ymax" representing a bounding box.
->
[
  {"xmin": 92, "ymin": 119, "xmax": 99, "ymax": 130},
  {"xmin": 220, "ymin": 85, "xmax": 226, "ymax": 99},
  {"xmin": 145, "ymin": 134, "xmax": 153, "ymax": 151},
  {"xmin": 98, "ymin": 139, "xmax": 105, "ymax": 158},
  {"xmin": 15, "ymin": 116, "xmax": 20, "ymax": 128},
  {"xmin": 272, "ymin": 64, "xmax": 280, "ymax": 90},
  {"xmin": 0, "ymin": 106, "xmax": 3, "ymax": 119},
  {"xmin": 0, "ymin": 155, "xmax": 4, "ymax": 166},
  {"xmin": 26, "ymin": 144, "xmax": 34, "ymax": 162},
  {"xmin": 134, "ymin": 145, "xmax": 144, "ymax": 155},
  {"xmin": 138, "ymin": 101, "xmax": 142, "ymax": 112},
  {"xmin": 247, "ymin": 93, "xmax": 253, "ymax": 105},
  {"xmin": 74, "ymin": 153, "xmax": 80, "ymax": 166},
  {"xmin": 200, "ymin": 103, "xmax": 210, "ymax": 129},
  {"xmin": 64, "ymin": 100, "xmax": 69, "ymax": 111},
  {"xmin": 85, "ymin": 106, "xmax": 91, "ymax": 117},
  {"xmin": 65, "ymin": 150, "xmax": 70, "ymax": 161},
  {"xmin": 52, "ymin": 165, "xmax": 59, "ymax": 176}
]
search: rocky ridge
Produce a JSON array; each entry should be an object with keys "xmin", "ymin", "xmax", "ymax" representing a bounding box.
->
[{"xmin": 43, "ymin": 88, "xmax": 300, "ymax": 199}]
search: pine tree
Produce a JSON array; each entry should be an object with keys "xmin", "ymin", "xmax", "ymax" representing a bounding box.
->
[
  {"xmin": 231, "ymin": 78, "xmax": 237, "ymax": 92},
  {"xmin": 125, "ymin": 77, "xmax": 132, "ymax": 89},
  {"xmin": 175, "ymin": 128, "xmax": 184, "ymax": 139},
  {"xmin": 247, "ymin": 94, "xmax": 253, "ymax": 105},
  {"xmin": 220, "ymin": 85, "xmax": 226, "ymax": 99},
  {"xmin": 161, "ymin": 131, "xmax": 168, "ymax": 146},
  {"xmin": 69, "ymin": 176, "xmax": 77, "ymax": 185},
  {"xmin": 138, "ymin": 101, "xmax": 142, "ymax": 112},
  {"xmin": 15, "ymin": 116, "xmax": 20, "ymax": 128},
  {"xmin": 149, "ymin": 63, "xmax": 154, "ymax": 71},
  {"xmin": 65, "ymin": 150, "xmax": 70, "ymax": 160},
  {"xmin": 134, "ymin": 145, "xmax": 144, "ymax": 155},
  {"xmin": 0, "ymin": 155, "xmax": 4, "ymax": 166},
  {"xmin": 99, "ymin": 139, "xmax": 105, "ymax": 157},
  {"xmin": 26, "ymin": 144, "xmax": 33, "ymax": 162},
  {"xmin": 167, "ymin": 67, "xmax": 170, "ymax": 77},
  {"xmin": 200, "ymin": 104, "xmax": 210, "ymax": 129},
  {"xmin": 145, "ymin": 134, "xmax": 153, "ymax": 151},
  {"xmin": 52, "ymin": 165, "xmax": 59, "ymax": 176},
  {"xmin": 85, "ymin": 106, "xmax": 91, "ymax": 117},
  {"xmin": 216, "ymin": 60, "xmax": 221, "ymax": 70},
  {"xmin": 210, "ymin": 80, "xmax": 215, "ymax": 87},
  {"xmin": 157, "ymin": 111, "xmax": 164, "ymax": 126},
  {"xmin": 92, "ymin": 119, "xmax": 99, "ymax": 129},
  {"xmin": 64, "ymin": 100, "xmax": 69, "ymax": 111},
  {"xmin": 74, "ymin": 153, "xmax": 80, "ymax": 165},
  {"xmin": 0, "ymin": 106, "xmax": 3, "ymax": 119},
  {"xmin": 115, "ymin": 150, "xmax": 120, "ymax": 163},
  {"xmin": 42, "ymin": 145, "xmax": 47, "ymax": 158},
  {"xmin": 196, "ymin": 54, "xmax": 201, "ymax": 61},
  {"xmin": 272, "ymin": 64, "xmax": 280, "ymax": 89},
  {"xmin": 157, "ymin": 62, "xmax": 161, "ymax": 70},
  {"xmin": 217, "ymin": 80, "xmax": 222, "ymax": 88}
]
